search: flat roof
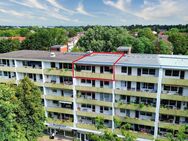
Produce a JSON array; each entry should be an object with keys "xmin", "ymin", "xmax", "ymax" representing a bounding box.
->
[
  {"xmin": 76, "ymin": 53, "xmax": 123, "ymax": 65},
  {"xmin": 0, "ymin": 50, "xmax": 85, "ymax": 63},
  {"xmin": 0, "ymin": 50, "xmax": 188, "ymax": 69}
]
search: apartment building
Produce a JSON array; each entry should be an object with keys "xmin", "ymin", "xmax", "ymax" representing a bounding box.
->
[{"xmin": 0, "ymin": 50, "xmax": 188, "ymax": 141}]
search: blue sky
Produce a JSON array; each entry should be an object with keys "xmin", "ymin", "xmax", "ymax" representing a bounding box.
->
[{"xmin": 0, "ymin": 0, "xmax": 188, "ymax": 26}]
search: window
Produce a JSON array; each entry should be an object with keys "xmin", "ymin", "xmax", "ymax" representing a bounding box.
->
[
  {"xmin": 40, "ymin": 74, "xmax": 43, "ymax": 80},
  {"xmin": 52, "ymin": 89, "xmax": 57, "ymax": 93},
  {"xmin": 143, "ymin": 83, "xmax": 154, "ymax": 89},
  {"xmin": 164, "ymin": 86, "xmax": 170, "ymax": 91},
  {"xmin": 80, "ymin": 65, "xmax": 91, "ymax": 71},
  {"xmin": 104, "ymin": 66, "xmax": 110, "ymax": 72},
  {"xmin": 120, "ymin": 109, "xmax": 126, "ymax": 113},
  {"xmin": 142, "ymin": 68, "xmax": 155, "ymax": 75},
  {"xmin": 87, "ymin": 80, "xmax": 91, "ymax": 83},
  {"xmin": 0, "ymin": 71, "xmax": 2, "ymax": 76},
  {"xmin": 81, "ymin": 79, "xmax": 85, "ymax": 83},
  {"xmin": 142, "ymin": 68, "xmax": 148, "ymax": 74},
  {"xmin": 172, "ymin": 70, "xmax": 179, "ymax": 76},
  {"xmin": 165, "ymin": 70, "xmax": 172, "ymax": 76},
  {"xmin": 121, "ymin": 81, "xmax": 126, "ymax": 87},
  {"xmin": 51, "ymin": 62, "xmax": 56, "ymax": 68},
  {"xmin": 104, "ymin": 107, "xmax": 109, "ymax": 111},
  {"xmin": 149, "ymin": 69, "xmax": 155, "ymax": 75},
  {"xmin": 165, "ymin": 70, "xmax": 180, "ymax": 77},
  {"xmin": 4, "ymin": 71, "xmax": 8, "ymax": 76},
  {"xmin": 104, "ymin": 81, "xmax": 109, "ymax": 85},
  {"xmin": 86, "ymin": 66, "xmax": 91, "ymax": 70},
  {"xmin": 53, "ymin": 100, "xmax": 58, "ymax": 104},
  {"xmin": 121, "ymin": 66, "xmax": 127, "ymax": 73}
]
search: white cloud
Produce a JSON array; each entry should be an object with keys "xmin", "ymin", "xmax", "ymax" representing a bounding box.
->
[
  {"xmin": 46, "ymin": 0, "xmax": 74, "ymax": 14},
  {"xmin": 76, "ymin": 3, "xmax": 95, "ymax": 17},
  {"xmin": 10, "ymin": 0, "xmax": 47, "ymax": 10},
  {"xmin": 135, "ymin": 0, "xmax": 182, "ymax": 20},
  {"xmin": 103, "ymin": 0, "xmax": 131, "ymax": 12},
  {"xmin": 0, "ymin": 8, "xmax": 33, "ymax": 18}
]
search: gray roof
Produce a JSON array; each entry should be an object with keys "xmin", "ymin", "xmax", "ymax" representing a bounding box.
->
[
  {"xmin": 51, "ymin": 45, "xmax": 64, "ymax": 48},
  {"xmin": 0, "ymin": 50, "xmax": 85, "ymax": 63},
  {"xmin": 76, "ymin": 53, "xmax": 123, "ymax": 65},
  {"xmin": 117, "ymin": 54, "xmax": 160, "ymax": 67},
  {"xmin": 0, "ymin": 50, "xmax": 188, "ymax": 69}
]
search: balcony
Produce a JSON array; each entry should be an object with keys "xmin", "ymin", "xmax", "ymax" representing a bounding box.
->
[
  {"xmin": 76, "ymin": 123, "xmax": 97, "ymax": 131},
  {"xmin": 75, "ymin": 86, "xmax": 112, "ymax": 94},
  {"xmin": 160, "ymin": 94, "xmax": 188, "ymax": 102},
  {"xmin": 114, "ymin": 129, "xmax": 154, "ymax": 140},
  {"xmin": 160, "ymin": 107, "xmax": 188, "ymax": 117},
  {"xmin": 162, "ymin": 78, "xmax": 188, "ymax": 86},
  {"xmin": 115, "ymin": 75, "xmax": 157, "ymax": 83},
  {"xmin": 75, "ymin": 71, "xmax": 113, "ymax": 80},
  {"xmin": 44, "ymin": 82, "xmax": 73, "ymax": 90},
  {"xmin": 77, "ymin": 110, "xmax": 112, "ymax": 120},
  {"xmin": 45, "ymin": 95, "xmax": 73, "ymax": 102},
  {"xmin": 114, "ymin": 103, "xmax": 156, "ymax": 113},
  {"xmin": 47, "ymin": 118, "xmax": 73, "ymax": 127},
  {"xmin": 0, "ymin": 78, "xmax": 16, "ymax": 84},
  {"xmin": 44, "ymin": 68, "xmax": 72, "ymax": 77},
  {"xmin": 114, "ymin": 116, "xmax": 155, "ymax": 127},
  {"xmin": 76, "ymin": 123, "xmax": 112, "ymax": 132},
  {"xmin": 0, "ymin": 66, "xmax": 15, "ymax": 72},
  {"xmin": 76, "ymin": 98, "xmax": 112, "ymax": 107},
  {"xmin": 45, "ymin": 107, "xmax": 73, "ymax": 115},
  {"xmin": 33, "ymin": 81, "xmax": 43, "ymax": 87},
  {"xmin": 16, "ymin": 66, "xmax": 42, "ymax": 74},
  {"xmin": 115, "ymin": 89, "xmax": 157, "ymax": 99},
  {"xmin": 159, "ymin": 121, "xmax": 182, "ymax": 130}
]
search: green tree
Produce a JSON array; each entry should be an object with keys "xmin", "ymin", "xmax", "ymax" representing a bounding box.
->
[
  {"xmin": 138, "ymin": 28, "xmax": 156, "ymax": 41},
  {"xmin": 16, "ymin": 77, "xmax": 45, "ymax": 141},
  {"xmin": 95, "ymin": 116, "xmax": 105, "ymax": 130},
  {"xmin": 77, "ymin": 26, "xmax": 130, "ymax": 52},
  {"xmin": 156, "ymin": 40, "xmax": 172, "ymax": 54},
  {"xmin": 139, "ymin": 37, "xmax": 155, "ymax": 54},
  {"xmin": 132, "ymin": 38, "xmax": 145, "ymax": 53},
  {"xmin": 0, "ymin": 84, "xmax": 26, "ymax": 141},
  {"xmin": 21, "ymin": 28, "xmax": 68, "ymax": 50},
  {"xmin": 0, "ymin": 39, "xmax": 20, "ymax": 53},
  {"xmin": 168, "ymin": 31, "xmax": 188, "ymax": 55}
]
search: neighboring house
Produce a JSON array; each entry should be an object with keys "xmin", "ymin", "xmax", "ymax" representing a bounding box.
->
[
  {"xmin": 0, "ymin": 36, "xmax": 26, "ymax": 42},
  {"xmin": 51, "ymin": 45, "xmax": 68, "ymax": 53},
  {"xmin": 0, "ymin": 49, "xmax": 188, "ymax": 141},
  {"xmin": 158, "ymin": 31, "xmax": 169, "ymax": 42}
]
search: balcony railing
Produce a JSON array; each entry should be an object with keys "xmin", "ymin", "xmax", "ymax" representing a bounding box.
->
[
  {"xmin": 115, "ymin": 75, "xmax": 158, "ymax": 83},
  {"xmin": 159, "ymin": 121, "xmax": 182, "ymax": 130},
  {"xmin": 114, "ymin": 116, "xmax": 155, "ymax": 127},
  {"xmin": 16, "ymin": 66, "xmax": 42, "ymax": 74},
  {"xmin": 162, "ymin": 78, "xmax": 188, "ymax": 86},
  {"xmin": 160, "ymin": 107, "xmax": 188, "ymax": 117},
  {"xmin": 46, "ymin": 118, "xmax": 73, "ymax": 127},
  {"xmin": 0, "ymin": 66, "xmax": 15, "ymax": 72},
  {"xmin": 160, "ymin": 94, "xmax": 188, "ymax": 102},
  {"xmin": 45, "ymin": 95, "xmax": 73, "ymax": 102},
  {"xmin": 114, "ymin": 103, "xmax": 156, "ymax": 113},
  {"xmin": 115, "ymin": 89, "xmax": 157, "ymax": 99},
  {"xmin": 75, "ymin": 71, "xmax": 113, "ymax": 80},
  {"xmin": 44, "ymin": 68, "xmax": 72, "ymax": 77},
  {"xmin": 0, "ymin": 77, "xmax": 16, "ymax": 84},
  {"xmin": 77, "ymin": 110, "xmax": 112, "ymax": 120},
  {"xmin": 45, "ymin": 107, "xmax": 73, "ymax": 115},
  {"xmin": 44, "ymin": 82, "xmax": 73, "ymax": 90},
  {"xmin": 75, "ymin": 86, "xmax": 112, "ymax": 94},
  {"xmin": 76, "ymin": 98, "xmax": 112, "ymax": 107}
]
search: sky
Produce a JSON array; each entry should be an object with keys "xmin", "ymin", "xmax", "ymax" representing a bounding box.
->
[{"xmin": 0, "ymin": 0, "xmax": 188, "ymax": 26}]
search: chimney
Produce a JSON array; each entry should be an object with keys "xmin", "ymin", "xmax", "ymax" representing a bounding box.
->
[{"xmin": 117, "ymin": 46, "xmax": 131, "ymax": 54}]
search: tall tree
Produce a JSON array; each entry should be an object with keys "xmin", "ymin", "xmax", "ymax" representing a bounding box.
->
[
  {"xmin": 16, "ymin": 77, "xmax": 45, "ymax": 141},
  {"xmin": 0, "ymin": 84, "xmax": 26, "ymax": 141},
  {"xmin": 0, "ymin": 39, "xmax": 20, "ymax": 53}
]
